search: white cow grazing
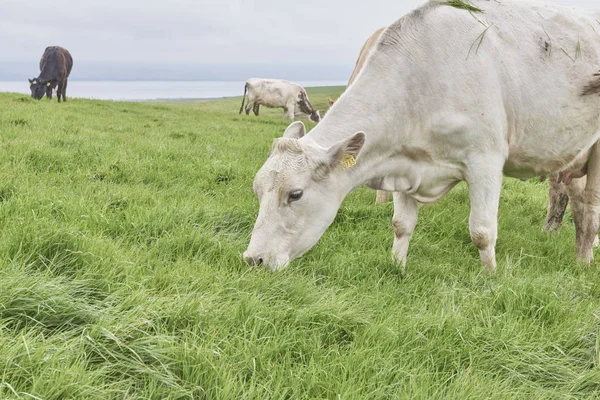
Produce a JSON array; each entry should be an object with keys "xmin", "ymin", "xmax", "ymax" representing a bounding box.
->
[
  {"xmin": 239, "ymin": 78, "xmax": 321, "ymax": 122},
  {"xmin": 244, "ymin": 0, "xmax": 600, "ymax": 272}
]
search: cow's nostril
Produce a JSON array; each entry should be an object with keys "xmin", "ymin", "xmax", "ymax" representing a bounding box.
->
[{"xmin": 244, "ymin": 254, "xmax": 264, "ymax": 266}]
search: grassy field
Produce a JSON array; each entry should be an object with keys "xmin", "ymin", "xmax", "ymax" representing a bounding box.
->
[{"xmin": 1, "ymin": 87, "xmax": 600, "ymax": 399}]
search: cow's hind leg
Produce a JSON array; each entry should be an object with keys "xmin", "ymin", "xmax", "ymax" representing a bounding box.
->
[
  {"xmin": 563, "ymin": 176, "xmax": 588, "ymax": 251},
  {"xmin": 253, "ymin": 104, "xmax": 260, "ymax": 116},
  {"xmin": 245, "ymin": 94, "xmax": 254, "ymax": 115},
  {"xmin": 577, "ymin": 142, "xmax": 600, "ymax": 263},
  {"xmin": 544, "ymin": 174, "xmax": 570, "ymax": 233},
  {"xmin": 61, "ymin": 79, "xmax": 68, "ymax": 102},
  {"xmin": 465, "ymin": 155, "xmax": 504, "ymax": 273},
  {"xmin": 56, "ymin": 81, "xmax": 63, "ymax": 103},
  {"xmin": 391, "ymin": 192, "xmax": 418, "ymax": 272}
]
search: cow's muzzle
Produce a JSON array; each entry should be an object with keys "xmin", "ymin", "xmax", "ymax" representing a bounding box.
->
[{"xmin": 243, "ymin": 252, "xmax": 264, "ymax": 266}]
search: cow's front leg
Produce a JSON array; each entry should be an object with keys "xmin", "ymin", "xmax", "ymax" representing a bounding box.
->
[
  {"xmin": 466, "ymin": 156, "xmax": 504, "ymax": 273},
  {"xmin": 284, "ymin": 104, "xmax": 295, "ymax": 121},
  {"xmin": 391, "ymin": 191, "xmax": 418, "ymax": 272}
]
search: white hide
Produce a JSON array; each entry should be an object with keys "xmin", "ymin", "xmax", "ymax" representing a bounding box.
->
[{"xmin": 245, "ymin": 0, "xmax": 600, "ymax": 271}]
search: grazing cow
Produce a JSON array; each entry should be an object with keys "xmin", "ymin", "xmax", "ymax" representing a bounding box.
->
[
  {"xmin": 29, "ymin": 46, "xmax": 73, "ymax": 102},
  {"xmin": 244, "ymin": 0, "xmax": 600, "ymax": 272},
  {"xmin": 239, "ymin": 78, "xmax": 321, "ymax": 122}
]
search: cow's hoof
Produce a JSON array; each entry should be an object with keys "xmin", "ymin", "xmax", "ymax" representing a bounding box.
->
[
  {"xmin": 576, "ymin": 251, "xmax": 593, "ymax": 266},
  {"xmin": 543, "ymin": 220, "xmax": 561, "ymax": 234}
]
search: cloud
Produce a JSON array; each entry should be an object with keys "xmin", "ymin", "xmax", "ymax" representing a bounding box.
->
[
  {"xmin": 1, "ymin": 0, "xmax": 597, "ymax": 79},
  {"xmin": 0, "ymin": 0, "xmax": 412, "ymax": 65}
]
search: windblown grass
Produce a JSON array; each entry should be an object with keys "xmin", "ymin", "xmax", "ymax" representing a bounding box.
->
[
  {"xmin": 441, "ymin": 0, "xmax": 483, "ymax": 14},
  {"xmin": 0, "ymin": 89, "xmax": 600, "ymax": 398},
  {"xmin": 467, "ymin": 23, "xmax": 493, "ymax": 58}
]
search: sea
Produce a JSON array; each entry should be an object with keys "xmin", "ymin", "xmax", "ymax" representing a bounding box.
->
[{"xmin": 0, "ymin": 80, "xmax": 347, "ymax": 101}]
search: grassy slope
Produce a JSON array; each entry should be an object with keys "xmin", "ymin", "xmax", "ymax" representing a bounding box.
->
[{"xmin": 0, "ymin": 89, "xmax": 600, "ymax": 399}]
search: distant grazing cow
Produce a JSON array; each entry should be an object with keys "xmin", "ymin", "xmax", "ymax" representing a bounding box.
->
[
  {"xmin": 239, "ymin": 78, "xmax": 321, "ymax": 122},
  {"xmin": 29, "ymin": 46, "xmax": 73, "ymax": 102},
  {"xmin": 244, "ymin": 1, "xmax": 600, "ymax": 272}
]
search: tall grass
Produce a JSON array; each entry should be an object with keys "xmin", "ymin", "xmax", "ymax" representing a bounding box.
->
[{"xmin": 0, "ymin": 90, "xmax": 599, "ymax": 399}]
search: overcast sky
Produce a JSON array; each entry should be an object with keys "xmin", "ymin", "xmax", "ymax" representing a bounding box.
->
[{"xmin": 1, "ymin": 0, "xmax": 598, "ymax": 80}]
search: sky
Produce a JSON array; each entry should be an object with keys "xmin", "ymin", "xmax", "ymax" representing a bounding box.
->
[{"xmin": 0, "ymin": 0, "xmax": 598, "ymax": 81}]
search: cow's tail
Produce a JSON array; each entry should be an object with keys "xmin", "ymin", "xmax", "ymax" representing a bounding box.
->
[{"xmin": 239, "ymin": 82, "xmax": 248, "ymax": 114}]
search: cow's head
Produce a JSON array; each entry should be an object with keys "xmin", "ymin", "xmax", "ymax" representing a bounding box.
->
[
  {"xmin": 309, "ymin": 110, "xmax": 321, "ymax": 123},
  {"xmin": 244, "ymin": 121, "xmax": 365, "ymax": 270},
  {"xmin": 29, "ymin": 78, "xmax": 48, "ymax": 100}
]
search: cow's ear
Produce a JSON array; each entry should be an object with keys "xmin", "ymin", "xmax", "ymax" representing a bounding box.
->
[
  {"xmin": 28, "ymin": 79, "xmax": 33, "ymax": 84},
  {"xmin": 327, "ymin": 132, "xmax": 365, "ymax": 170},
  {"xmin": 328, "ymin": 98, "xmax": 335, "ymax": 106},
  {"xmin": 283, "ymin": 121, "xmax": 306, "ymax": 139}
]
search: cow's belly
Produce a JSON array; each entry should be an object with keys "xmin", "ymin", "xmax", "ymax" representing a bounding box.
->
[
  {"xmin": 504, "ymin": 148, "xmax": 590, "ymax": 180},
  {"xmin": 256, "ymin": 98, "xmax": 288, "ymax": 109},
  {"xmin": 504, "ymin": 126, "xmax": 600, "ymax": 180},
  {"xmin": 502, "ymin": 101, "xmax": 600, "ymax": 179}
]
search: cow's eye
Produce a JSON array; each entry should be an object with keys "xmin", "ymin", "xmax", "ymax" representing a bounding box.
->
[{"xmin": 289, "ymin": 190, "xmax": 303, "ymax": 202}]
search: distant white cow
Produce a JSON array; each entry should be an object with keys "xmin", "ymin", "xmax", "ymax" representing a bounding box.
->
[
  {"xmin": 239, "ymin": 78, "xmax": 321, "ymax": 122},
  {"xmin": 244, "ymin": 0, "xmax": 600, "ymax": 273}
]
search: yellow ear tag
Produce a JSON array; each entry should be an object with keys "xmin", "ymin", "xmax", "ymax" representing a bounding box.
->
[
  {"xmin": 341, "ymin": 154, "xmax": 356, "ymax": 169},
  {"xmin": 46, "ymin": 82, "xmax": 51, "ymax": 87}
]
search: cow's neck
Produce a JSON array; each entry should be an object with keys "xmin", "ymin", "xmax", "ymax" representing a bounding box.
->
[{"xmin": 302, "ymin": 77, "xmax": 463, "ymax": 203}]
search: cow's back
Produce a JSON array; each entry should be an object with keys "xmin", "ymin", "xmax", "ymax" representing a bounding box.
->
[
  {"xmin": 325, "ymin": 0, "xmax": 600, "ymax": 178},
  {"xmin": 348, "ymin": 27, "xmax": 386, "ymax": 86},
  {"xmin": 39, "ymin": 46, "xmax": 72, "ymax": 79},
  {"xmin": 63, "ymin": 48, "xmax": 73, "ymax": 76},
  {"xmin": 246, "ymin": 78, "xmax": 299, "ymax": 107}
]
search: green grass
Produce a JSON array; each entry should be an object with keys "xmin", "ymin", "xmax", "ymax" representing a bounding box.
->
[
  {"xmin": 441, "ymin": 0, "xmax": 484, "ymax": 14},
  {"xmin": 1, "ymin": 88, "xmax": 600, "ymax": 399}
]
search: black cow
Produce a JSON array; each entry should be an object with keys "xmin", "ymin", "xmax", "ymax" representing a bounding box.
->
[{"xmin": 29, "ymin": 46, "xmax": 73, "ymax": 102}]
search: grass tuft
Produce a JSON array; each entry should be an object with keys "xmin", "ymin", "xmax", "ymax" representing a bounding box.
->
[{"xmin": 441, "ymin": 0, "xmax": 483, "ymax": 13}]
